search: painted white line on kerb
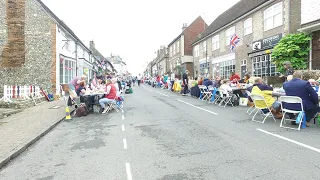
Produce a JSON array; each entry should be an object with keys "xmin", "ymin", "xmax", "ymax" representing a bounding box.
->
[
  {"xmin": 156, "ymin": 91, "xmax": 169, "ymax": 97},
  {"xmin": 257, "ymin": 128, "xmax": 320, "ymax": 153},
  {"xmin": 122, "ymin": 125, "xmax": 125, "ymax": 131},
  {"xmin": 125, "ymin": 163, "xmax": 133, "ymax": 180},
  {"xmin": 122, "ymin": 115, "xmax": 124, "ymax": 120},
  {"xmin": 123, "ymin": 138, "xmax": 127, "ymax": 149},
  {"xmin": 177, "ymin": 99, "xmax": 218, "ymax": 115}
]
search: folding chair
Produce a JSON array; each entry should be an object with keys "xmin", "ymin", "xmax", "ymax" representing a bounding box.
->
[
  {"xmin": 208, "ymin": 86, "xmax": 216, "ymax": 103},
  {"xmin": 218, "ymin": 88, "xmax": 233, "ymax": 107},
  {"xmin": 279, "ymin": 96, "xmax": 306, "ymax": 131},
  {"xmin": 198, "ymin": 85, "xmax": 211, "ymax": 101},
  {"xmin": 214, "ymin": 88, "xmax": 223, "ymax": 105},
  {"xmin": 246, "ymin": 90, "xmax": 256, "ymax": 115},
  {"xmin": 104, "ymin": 96, "xmax": 120, "ymax": 114},
  {"xmin": 250, "ymin": 94, "xmax": 276, "ymax": 123}
]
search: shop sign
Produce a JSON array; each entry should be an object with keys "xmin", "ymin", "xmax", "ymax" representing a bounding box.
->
[{"xmin": 252, "ymin": 34, "xmax": 282, "ymax": 51}]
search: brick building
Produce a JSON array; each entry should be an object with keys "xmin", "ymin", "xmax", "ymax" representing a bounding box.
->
[
  {"xmin": 0, "ymin": 0, "xmax": 107, "ymax": 95},
  {"xmin": 168, "ymin": 16, "xmax": 207, "ymax": 78},
  {"xmin": 299, "ymin": 0, "xmax": 320, "ymax": 69},
  {"xmin": 192, "ymin": 0, "xmax": 301, "ymax": 80}
]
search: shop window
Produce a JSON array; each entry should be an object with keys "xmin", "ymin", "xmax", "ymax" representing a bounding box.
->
[{"xmin": 252, "ymin": 54, "xmax": 277, "ymax": 77}]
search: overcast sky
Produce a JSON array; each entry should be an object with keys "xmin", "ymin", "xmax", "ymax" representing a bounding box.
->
[{"xmin": 41, "ymin": 0, "xmax": 240, "ymax": 76}]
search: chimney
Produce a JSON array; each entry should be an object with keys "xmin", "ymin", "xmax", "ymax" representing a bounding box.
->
[
  {"xmin": 89, "ymin": 40, "xmax": 95, "ymax": 50},
  {"xmin": 182, "ymin": 23, "xmax": 188, "ymax": 32}
]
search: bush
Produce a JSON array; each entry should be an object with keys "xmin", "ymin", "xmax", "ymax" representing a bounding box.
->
[{"xmin": 297, "ymin": 70, "xmax": 320, "ymax": 81}]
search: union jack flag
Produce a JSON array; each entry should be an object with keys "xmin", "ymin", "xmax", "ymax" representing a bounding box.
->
[{"xmin": 230, "ymin": 34, "xmax": 240, "ymax": 52}]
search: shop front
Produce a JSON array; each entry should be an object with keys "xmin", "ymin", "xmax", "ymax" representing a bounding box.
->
[
  {"xmin": 211, "ymin": 53, "xmax": 235, "ymax": 79},
  {"xmin": 248, "ymin": 34, "xmax": 282, "ymax": 77}
]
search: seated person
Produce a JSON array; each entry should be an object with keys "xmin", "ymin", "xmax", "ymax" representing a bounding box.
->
[
  {"xmin": 230, "ymin": 71, "xmax": 240, "ymax": 84},
  {"xmin": 99, "ymin": 79, "xmax": 117, "ymax": 114},
  {"xmin": 192, "ymin": 77, "xmax": 198, "ymax": 87},
  {"xmin": 243, "ymin": 73, "xmax": 250, "ymax": 84},
  {"xmin": 203, "ymin": 76, "xmax": 213, "ymax": 87},
  {"xmin": 283, "ymin": 71, "xmax": 319, "ymax": 127},
  {"xmin": 251, "ymin": 78, "xmax": 282, "ymax": 119},
  {"xmin": 220, "ymin": 79, "xmax": 238, "ymax": 103},
  {"xmin": 76, "ymin": 81, "xmax": 86, "ymax": 96}
]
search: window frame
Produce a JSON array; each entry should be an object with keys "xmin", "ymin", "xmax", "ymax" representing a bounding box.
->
[
  {"xmin": 264, "ymin": 2, "xmax": 283, "ymax": 31},
  {"xmin": 226, "ymin": 26, "xmax": 235, "ymax": 45},
  {"xmin": 244, "ymin": 18, "xmax": 252, "ymax": 36},
  {"xmin": 212, "ymin": 35, "xmax": 220, "ymax": 51}
]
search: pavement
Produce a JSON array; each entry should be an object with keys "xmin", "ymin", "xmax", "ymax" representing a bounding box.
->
[
  {"xmin": 0, "ymin": 99, "xmax": 71, "ymax": 169},
  {"xmin": 1, "ymin": 84, "xmax": 320, "ymax": 179}
]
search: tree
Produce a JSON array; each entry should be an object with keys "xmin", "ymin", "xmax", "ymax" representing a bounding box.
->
[{"xmin": 271, "ymin": 33, "xmax": 311, "ymax": 73}]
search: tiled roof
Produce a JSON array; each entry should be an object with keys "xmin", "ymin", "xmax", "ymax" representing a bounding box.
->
[{"xmin": 193, "ymin": 0, "xmax": 269, "ymax": 45}]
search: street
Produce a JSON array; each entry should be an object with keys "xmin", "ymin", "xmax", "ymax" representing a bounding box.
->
[{"xmin": 1, "ymin": 85, "xmax": 320, "ymax": 180}]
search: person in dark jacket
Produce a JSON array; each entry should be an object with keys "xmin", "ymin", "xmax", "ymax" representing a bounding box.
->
[
  {"xmin": 203, "ymin": 76, "xmax": 213, "ymax": 87},
  {"xmin": 182, "ymin": 70, "xmax": 189, "ymax": 95},
  {"xmin": 283, "ymin": 71, "xmax": 319, "ymax": 126}
]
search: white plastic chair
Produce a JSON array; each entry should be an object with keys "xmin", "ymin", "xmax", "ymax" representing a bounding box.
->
[
  {"xmin": 218, "ymin": 88, "xmax": 233, "ymax": 107},
  {"xmin": 198, "ymin": 85, "xmax": 211, "ymax": 101},
  {"xmin": 250, "ymin": 94, "xmax": 276, "ymax": 123},
  {"xmin": 279, "ymin": 96, "xmax": 304, "ymax": 131},
  {"xmin": 246, "ymin": 90, "xmax": 256, "ymax": 115}
]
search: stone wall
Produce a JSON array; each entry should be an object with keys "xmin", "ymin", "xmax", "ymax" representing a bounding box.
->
[{"xmin": 0, "ymin": 0, "xmax": 56, "ymax": 95}]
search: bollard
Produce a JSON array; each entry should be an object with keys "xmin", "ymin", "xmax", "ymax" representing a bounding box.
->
[{"xmin": 65, "ymin": 106, "xmax": 72, "ymax": 120}]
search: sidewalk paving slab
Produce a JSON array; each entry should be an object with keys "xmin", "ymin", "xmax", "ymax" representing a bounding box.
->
[{"xmin": 0, "ymin": 99, "xmax": 73, "ymax": 169}]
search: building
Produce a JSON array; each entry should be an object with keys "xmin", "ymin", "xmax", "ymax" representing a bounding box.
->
[
  {"xmin": 192, "ymin": 0, "xmax": 301, "ymax": 80},
  {"xmin": 168, "ymin": 16, "xmax": 207, "ymax": 79},
  {"xmin": 299, "ymin": 0, "xmax": 320, "ymax": 69},
  {"xmin": 0, "ymin": 0, "xmax": 101, "ymax": 94},
  {"xmin": 89, "ymin": 41, "xmax": 115, "ymax": 75},
  {"xmin": 152, "ymin": 46, "xmax": 169, "ymax": 76},
  {"xmin": 109, "ymin": 55, "xmax": 127, "ymax": 76}
]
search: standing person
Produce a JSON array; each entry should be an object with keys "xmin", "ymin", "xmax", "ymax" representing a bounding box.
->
[
  {"xmin": 137, "ymin": 74, "xmax": 142, "ymax": 86},
  {"xmin": 280, "ymin": 61, "xmax": 294, "ymax": 81},
  {"xmin": 99, "ymin": 79, "xmax": 117, "ymax": 114},
  {"xmin": 68, "ymin": 75, "xmax": 86, "ymax": 96},
  {"xmin": 182, "ymin": 70, "xmax": 189, "ymax": 95},
  {"xmin": 170, "ymin": 72, "xmax": 175, "ymax": 91}
]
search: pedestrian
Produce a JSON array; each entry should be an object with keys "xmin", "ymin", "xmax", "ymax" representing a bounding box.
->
[
  {"xmin": 182, "ymin": 70, "xmax": 189, "ymax": 96},
  {"xmin": 280, "ymin": 61, "xmax": 294, "ymax": 82}
]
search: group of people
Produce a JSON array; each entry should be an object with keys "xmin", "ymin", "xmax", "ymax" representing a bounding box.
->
[{"xmin": 68, "ymin": 73, "xmax": 129, "ymax": 114}]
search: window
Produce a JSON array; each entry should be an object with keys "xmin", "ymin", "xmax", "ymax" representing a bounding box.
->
[
  {"xmin": 203, "ymin": 41, "xmax": 206, "ymax": 53},
  {"xmin": 226, "ymin": 26, "xmax": 235, "ymax": 45},
  {"xmin": 252, "ymin": 54, "xmax": 277, "ymax": 77},
  {"xmin": 212, "ymin": 60, "xmax": 235, "ymax": 79},
  {"xmin": 194, "ymin": 45, "xmax": 199, "ymax": 57},
  {"xmin": 244, "ymin": 18, "xmax": 252, "ymax": 35},
  {"xmin": 264, "ymin": 2, "xmax": 283, "ymax": 31},
  {"xmin": 169, "ymin": 46, "xmax": 172, "ymax": 57},
  {"xmin": 212, "ymin": 35, "xmax": 219, "ymax": 50},
  {"xmin": 60, "ymin": 57, "xmax": 76, "ymax": 84},
  {"xmin": 177, "ymin": 41, "xmax": 180, "ymax": 53},
  {"xmin": 199, "ymin": 62, "xmax": 210, "ymax": 76}
]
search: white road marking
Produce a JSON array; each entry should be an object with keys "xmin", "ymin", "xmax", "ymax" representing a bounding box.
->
[
  {"xmin": 177, "ymin": 99, "xmax": 218, "ymax": 115},
  {"xmin": 125, "ymin": 163, "xmax": 133, "ymax": 180},
  {"xmin": 122, "ymin": 125, "xmax": 126, "ymax": 131},
  {"xmin": 122, "ymin": 109, "xmax": 124, "ymax": 113},
  {"xmin": 123, "ymin": 138, "xmax": 127, "ymax": 149},
  {"xmin": 122, "ymin": 115, "xmax": 124, "ymax": 120},
  {"xmin": 156, "ymin": 91, "xmax": 169, "ymax": 97},
  {"xmin": 257, "ymin": 128, "xmax": 320, "ymax": 153}
]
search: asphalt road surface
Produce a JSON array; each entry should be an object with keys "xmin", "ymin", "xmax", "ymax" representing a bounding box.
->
[{"xmin": 1, "ymin": 84, "xmax": 320, "ymax": 180}]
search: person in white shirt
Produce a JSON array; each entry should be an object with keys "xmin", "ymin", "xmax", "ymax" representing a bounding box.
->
[
  {"xmin": 220, "ymin": 79, "xmax": 238, "ymax": 103},
  {"xmin": 137, "ymin": 74, "xmax": 142, "ymax": 86}
]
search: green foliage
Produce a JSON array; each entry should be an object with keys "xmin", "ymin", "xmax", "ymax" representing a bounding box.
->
[{"xmin": 271, "ymin": 33, "xmax": 311, "ymax": 73}]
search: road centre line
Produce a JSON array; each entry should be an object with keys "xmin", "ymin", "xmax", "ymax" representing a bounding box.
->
[
  {"xmin": 123, "ymin": 138, "xmax": 127, "ymax": 149},
  {"xmin": 177, "ymin": 99, "xmax": 218, "ymax": 115},
  {"xmin": 156, "ymin": 91, "xmax": 169, "ymax": 97},
  {"xmin": 122, "ymin": 125, "xmax": 125, "ymax": 131},
  {"xmin": 122, "ymin": 109, "xmax": 124, "ymax": 113},
  {"xmin": 257, "ymin": 128, "xmax": 320, "ymax": 153},
  {"xmin": 122, "ymin": 115, "xmax": 124, "ymax": 120},
  {"xmin": 125, "ymin": 163, "xmax": 133, "ymax": 180}
]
